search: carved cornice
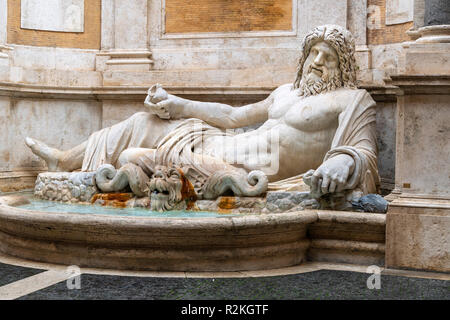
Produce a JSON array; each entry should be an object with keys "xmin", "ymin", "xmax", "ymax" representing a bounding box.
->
[
  {"xmin": 389, "ymin": 75, "xmax": 450, "ymax": 95},
  {"xmin": 0, "ymin": 45, "xmax": 12, "ymax": 59},
  {"xmin": 97, "ymin": 50, "xmax": 154, "ymax": 70},
  {"xmin": 0, "ymin": 82, "xmax": 274, "ymax": 100},
  {"xmin": 0, "ymin": 81, "xmax": 400, "ymax": 103},
  {"xmin": 389, "ymin": 195, "xmax": 450, "ymax": 209},
  {"xmin": 415, "ymin": 25, "xmax": 450, "ymax": 44},
  {"xmin": 360, "ymin": 84, "xmax": 400, "ymax": 102}
]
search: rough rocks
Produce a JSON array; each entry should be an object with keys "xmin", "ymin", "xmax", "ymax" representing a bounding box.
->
[
  {"xmin": 351, "ymin": 194, "xmax": 389, "ymax": 213},
  {"xmin": 34, "ymin": 171, "xmax": 98, "ymax": 203},
  {"xmin": 33, "ymin": 171, "xmax": 387, "ymax": 214},
  {"xmin": 194, "ymin": 192, "xmax": 315, "ymax": 214}
]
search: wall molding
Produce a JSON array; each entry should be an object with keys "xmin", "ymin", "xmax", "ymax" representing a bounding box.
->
[{"xmin": 0, "ymin": 81, "xmax": 399, "ymax": 102}]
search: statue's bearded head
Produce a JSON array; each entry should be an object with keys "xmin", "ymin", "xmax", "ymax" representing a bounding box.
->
[
  {"xmin": 147, "ymin": 165, "xmax": 184, "ymax": 211},
  {"xmin": 293, "ymin": 25, "xmax": 357, "ymax": 97}
]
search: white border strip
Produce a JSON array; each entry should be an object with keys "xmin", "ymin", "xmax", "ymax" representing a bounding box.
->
[{"xmin": 0, "ymin": 270, "xmax": 71, "ymax": 300}]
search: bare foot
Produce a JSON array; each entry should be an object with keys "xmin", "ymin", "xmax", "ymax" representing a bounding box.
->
[{"xmin": 25, "ymin": 137, "xmax": 62, "ymax": 171}]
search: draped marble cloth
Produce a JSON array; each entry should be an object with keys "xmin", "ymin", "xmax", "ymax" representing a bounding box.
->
[{"xmin": 81, "ymin": 89, "xmax": 380, "ymax": 195}]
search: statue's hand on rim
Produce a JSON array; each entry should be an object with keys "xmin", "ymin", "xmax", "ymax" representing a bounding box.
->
[
  {"xmin": 310, "ymin": 154, "xmax": 355, "ymax": 196},
  {"xmin": 144, "ymin": 84, "xmax": 183, "ymax": 120}
]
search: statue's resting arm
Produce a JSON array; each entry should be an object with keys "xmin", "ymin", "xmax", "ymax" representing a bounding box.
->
[
  {"xmin": 322, "ymin": 91, "xmax": 380, "ymax": 194},
  {"xmin": 158, "ymin": 88, "xmax": 277, "ymax": 129}
]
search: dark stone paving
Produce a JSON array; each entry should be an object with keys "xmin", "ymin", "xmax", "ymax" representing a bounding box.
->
[
  {"xmin": 19, "ymin": 270, "xmax": 449, "ymax": 300},
  {"xmin": 0, "ymin": 262, "xmax": 45, "ymax": 287}
]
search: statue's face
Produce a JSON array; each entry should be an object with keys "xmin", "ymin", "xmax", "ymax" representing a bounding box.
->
[
  {"xmin": 147, "ymin": 165, "xmax": 184, "ymax": 211},
  {"xmin": 302, "ymin": 41, "xmax": 340, "ymax": 83}
]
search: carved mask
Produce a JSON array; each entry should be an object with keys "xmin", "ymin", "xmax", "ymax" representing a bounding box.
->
[{"xmin": 147, "ymin": 165, "xmax": 184, "ymax": 212}]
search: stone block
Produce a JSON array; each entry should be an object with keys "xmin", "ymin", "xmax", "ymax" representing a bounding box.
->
[
  {"xmin": 114, "ymin": 0, "xmax": 147, "ymax": 49},
  {"xmin": 298, "ymin": 0, "xmax": 347, "ymax": 36},
  {"xmin": 371, "ymin": 43, "xmax": 404, "ymax": 75},
  {"xmin": 355, "ymin": 47, "xmax": 372, "ymax": 70},
  {"xmin": 385, "ymin": 0, "xmax": 414, "ymax": 25},
  {"xmin": 396, "ymin": 95, "xmax": 450, "ymax": 197},
  {"xmin": 21, "ymin": 0, "xmax": 84, "ymax": 32},
  {"xmin": 400, "ymin": 43, "xmax": 450, "ymax": 75},
  {"xmin": 348, "ymin": 0, "xmax": 367, "ymax": 45},
  {"xmin": 388, "ymin": 41, "xmax": 450, "ymax": 273},
  {"xmin": 387, "ymin": 203, "xmax": 450, "ymax": 272}
]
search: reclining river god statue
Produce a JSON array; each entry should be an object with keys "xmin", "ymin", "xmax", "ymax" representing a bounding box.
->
[{"xmin": 25, "ymin": 25, "xmax": 380, "ymax": 211}]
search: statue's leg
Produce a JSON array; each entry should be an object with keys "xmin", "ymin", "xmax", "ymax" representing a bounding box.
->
[
  {"xmin": 118, "ymin": 148, "xmax": 157, "ymax": 176},
  {"xmin": 118, "ymin": 148, "xmax": 154, "ymax": 167},
  {"xmin": 25, "ymin": 137, "xmax": 86, "ymax": 172},
  {"xmin": 26, "ymin": 112, "xmax": 183, "ymax": 172},
  {"xmin": 57, "ymin": 141, "xmax": 87, "ymax": 171},
  {"xmin": 82, "ymin": 113, "xmax": 183, "ymax": 172}
]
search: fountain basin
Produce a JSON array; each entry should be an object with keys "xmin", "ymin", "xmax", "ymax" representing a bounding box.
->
[{"xmin": 0, "ymin": 193, "xmax": 316, "ymax": 271}]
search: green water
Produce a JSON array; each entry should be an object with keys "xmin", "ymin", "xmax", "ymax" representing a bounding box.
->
[{"xmin": 14, "ymin": 193, "xmax": 236, "ymax": 218}]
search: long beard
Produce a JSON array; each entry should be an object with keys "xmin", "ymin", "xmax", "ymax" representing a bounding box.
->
[{"xmin": 298, "ymin": 65, "xmax": 342, "ymax": 97}]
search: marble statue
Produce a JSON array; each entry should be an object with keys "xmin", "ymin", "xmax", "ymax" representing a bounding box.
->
[{"xmin": 25, "ymin": 25, "xmax": 380, "ymax": 211}]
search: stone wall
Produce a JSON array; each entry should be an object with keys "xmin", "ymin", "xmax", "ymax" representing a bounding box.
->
[
  {"xmin": 367, "ymin": 0, "xmax": 414, "ymax": 45},
  {"xmin": 0, "ymin": 93, "xmax": 102, "ymax": 191},
  {"xmin": 7, "ymin": 0, "xmax": 101, "ymax": 49},
  {"xmin": 165, "ymin": 0, "xmax": 293, "ymax": 33}
]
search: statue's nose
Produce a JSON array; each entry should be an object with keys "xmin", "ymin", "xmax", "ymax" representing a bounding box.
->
[
  {"xmin": 154, "ymin": 171, "xmax": 164, "ymax": 179},
  {"xmin": 314, "ymin": 51, "xmax": 325, "ymax": 66}
]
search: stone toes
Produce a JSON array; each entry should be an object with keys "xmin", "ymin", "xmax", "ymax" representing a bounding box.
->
[{"xmin": 25, "ymin": 137, "xmax": 36, "ymax": 147}]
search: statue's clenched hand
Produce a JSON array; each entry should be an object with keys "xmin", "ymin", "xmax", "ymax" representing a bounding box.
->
[
  {"xmin": 309, "ymin": 154, "xmax": 355, "ymax": 196},
  {"xmin": 144, "ymin": 84, "xmax": 183, "ymax": 120}
]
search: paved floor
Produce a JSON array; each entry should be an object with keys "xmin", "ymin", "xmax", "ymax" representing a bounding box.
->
[
  {"xmin": 0, "ymin": 253, "xmax": 448, "ymax": 300},
  {"xmin": 0, "ymin": 262, "xmax": 44, "ymax": 287},
  {"xmin": 18, "ymin": 270, "xmax": 449, "ymax": 300}
]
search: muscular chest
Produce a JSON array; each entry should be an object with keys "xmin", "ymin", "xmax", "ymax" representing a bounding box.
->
[{"xmin": 269, "ymin": 92, "xmax": 344, "ymax": 132}]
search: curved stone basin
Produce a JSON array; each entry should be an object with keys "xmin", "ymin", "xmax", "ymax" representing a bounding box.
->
[{"xmin": 0, "ymin": 193, "xmax": 317, "ymax": 271}]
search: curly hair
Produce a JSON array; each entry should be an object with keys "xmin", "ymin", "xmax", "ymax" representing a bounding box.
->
[{"xmin": 293, "ymin": 25, "xmax": 357, "ymax": 93}]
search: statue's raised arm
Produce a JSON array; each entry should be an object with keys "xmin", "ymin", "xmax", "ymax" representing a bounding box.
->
[{"xmin": 143, "ymin": 84, "xmax": 272, "ymax": 129}]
